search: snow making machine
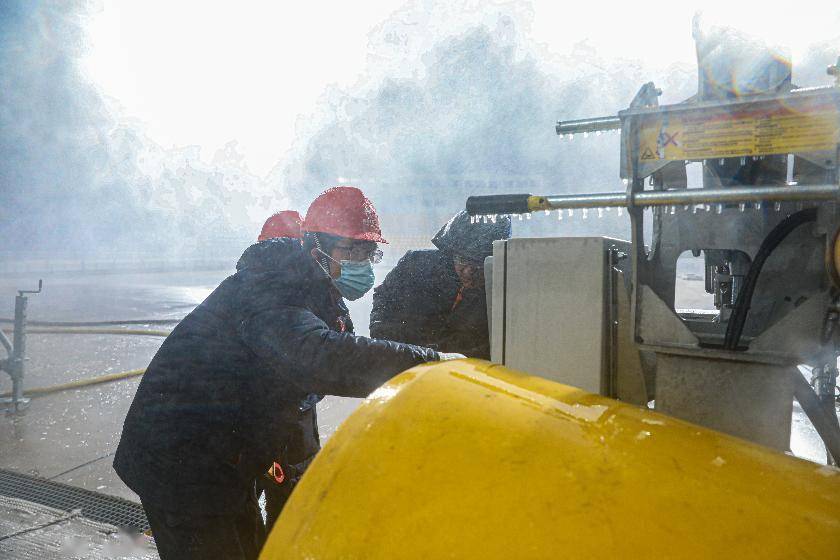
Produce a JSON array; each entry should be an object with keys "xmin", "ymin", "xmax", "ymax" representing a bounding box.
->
[{"xmin": 260, "ymin": 29, "xmax": 840, "ymax": 559}]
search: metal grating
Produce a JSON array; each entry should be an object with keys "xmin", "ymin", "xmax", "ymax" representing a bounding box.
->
[
  {"xmin": 0, "ymin": 468, "xmax": 149, "ymax": 532},
  {"xmin": 0, "ymin": 495, "xmax": 157, "ymax": 559}
]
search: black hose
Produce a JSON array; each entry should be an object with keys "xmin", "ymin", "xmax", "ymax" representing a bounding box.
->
[
  {"xmin": 0, "ymin": 318, "xmax": 180, "ymax": 327},
  {"xmin": 793, "ymin": 372, "xmax": 840, "ymax": 464},
  {"xmin": 724, "ymin": 208, "xmax": 818, "ymax": 350},
  {"xmin": 0, "ymin": 510, "xmax": 81, "ymax": 542},
  {"xmin": 48, "ymin": 450, "xmax": 116, "ymax": 480}
]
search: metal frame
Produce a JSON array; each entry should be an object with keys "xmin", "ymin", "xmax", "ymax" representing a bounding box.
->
[
  {"xmin": 467, "ymin": 53, "xmax": 840, "ymax": 453},
  {"xmin": 1, "ymin": 280, "xmax": 41, "ymax": 413}
]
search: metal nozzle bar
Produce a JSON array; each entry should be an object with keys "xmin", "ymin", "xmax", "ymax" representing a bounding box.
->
[
  {"xmin": 542, "ymin": 192, "xmax": 626, "ymax": 209},
  {"xmin": 466, "ymin": 185, "xmax": 839, "ymax": 215},
  {"xmin": 630, "ymin": 185, "xmax": 839, "ymax": 207},
  {"xmin": 555, "ymin": 116, "xmax": 621, "ymax": 135}
]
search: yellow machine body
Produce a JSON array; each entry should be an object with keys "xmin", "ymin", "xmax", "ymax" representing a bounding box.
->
[{"xmin": 261, "ymin": 360, "xmax": 840, "ymax": 559}]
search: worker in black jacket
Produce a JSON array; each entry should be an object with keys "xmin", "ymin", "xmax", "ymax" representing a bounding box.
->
[
  {"xmin": 253, "ymin": 209, "xmax": 321, "ymax": 532},
  {"xmin": 370, "ymin": 211, "xmax": 511, "ymax": 359},
  {"xmin": 114, "ymin": 187, "xmax": 457, "ymax": 560}
]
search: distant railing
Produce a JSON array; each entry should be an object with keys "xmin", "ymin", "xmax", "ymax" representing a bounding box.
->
[
  {"xmin": 0, "ymin": 256, "xmax": 236, "ymax": 276},
  {"xmin": 0, "ymin": 236, "xmax": 435, "ymax": 275},
  {"xmin": 0, "ymin": 241, "xmax": 245, "ymax": 275}
]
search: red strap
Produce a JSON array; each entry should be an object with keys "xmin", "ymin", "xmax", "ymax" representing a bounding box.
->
[{"xmin": 271, "ymin": 461, "xmax": 285, "ymax": 484}]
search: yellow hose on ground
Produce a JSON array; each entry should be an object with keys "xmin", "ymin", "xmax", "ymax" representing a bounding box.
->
[
  {"xmin": 0, "ymin": 368, "xmax": 145, "ymax": 398},
  {"xmin": 2, "ymin": 328, "xmax": 170, "ymax": 337}
]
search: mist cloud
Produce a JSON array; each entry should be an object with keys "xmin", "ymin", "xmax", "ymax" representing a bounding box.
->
[
  {"xmin": 270, "ymin": 10, "xmax": 696, "ymax": 246},
  {"xmin": 0, "ymin": 0, "xmax": 275, "ymax": 260},
  {"xmin": 2, "ymin": 1, "xmax": 837, "ymax": 263}
]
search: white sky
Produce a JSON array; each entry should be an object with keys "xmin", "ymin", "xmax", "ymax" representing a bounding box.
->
[{"xmin": 81, "ymin": 1, "xmax": 840, "ymax": 177}]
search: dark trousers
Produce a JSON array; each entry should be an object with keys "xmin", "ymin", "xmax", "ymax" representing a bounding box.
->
[
  {"xmin": 141, "ymin": 496, "xmax": 266, "ymax": 560},
  {"xmin": 257, "ymin": 474, "xmax": 294, "ymax": 532}
]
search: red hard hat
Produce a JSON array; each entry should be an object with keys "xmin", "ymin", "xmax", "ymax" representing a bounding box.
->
[
  {"xmin": 303, "ymin": 186, "xmax": 387, "ymax": 243},
  {"xmin": 258, "ymin": 210, "xmax": 302, "ymax": 241}
]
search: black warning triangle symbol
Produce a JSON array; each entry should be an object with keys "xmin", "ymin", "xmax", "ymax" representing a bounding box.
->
[{"xmin": 641, "ymin": 147, "xmax": 655, "ymax": 160}]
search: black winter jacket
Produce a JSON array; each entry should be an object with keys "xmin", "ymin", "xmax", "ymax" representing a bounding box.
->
[
  {"xmin": 113, "ymin": 239, "xmax": 439, "ymax": 512},
  {"xmin": 369, "ymin": 211, "xmax": 508, "ymax": 359},
  {"xmin": 370, "ymin": 249, "xmax": 491, "ymax": 359}
]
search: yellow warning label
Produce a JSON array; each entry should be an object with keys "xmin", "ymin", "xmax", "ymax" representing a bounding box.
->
[{"xmin": 636, "ymin": 98, "xmax": 840, "ymax": 162}]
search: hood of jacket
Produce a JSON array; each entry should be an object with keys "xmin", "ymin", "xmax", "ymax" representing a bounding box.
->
[
  {"xmin": 236, "ymin": 237, "xmax": 313, "ymax": 274},
  {"xmin": 236, "ymin": 237, "xmax": 349, "ymax": 329}
]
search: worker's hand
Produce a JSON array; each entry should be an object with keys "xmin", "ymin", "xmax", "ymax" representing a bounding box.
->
[{"xmin": 438, "ymin": 352, "xmax": 467, "ymax": 361}]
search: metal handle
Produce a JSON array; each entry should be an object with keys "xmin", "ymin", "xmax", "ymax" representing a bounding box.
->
[
  {"xmin": 467, "ymin": 185, "xmax": 839, "ymax": 215},
  {"xmin": 18, "ymin": 279, "xmax": 42, "ymax": 296},
  {"xmin": 466, "ymin": 194, "xmax": 536, "ymax": 216},
  {"xmin": 556, "ymin": 116, "xmax": 621, "ymax": 136}
]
